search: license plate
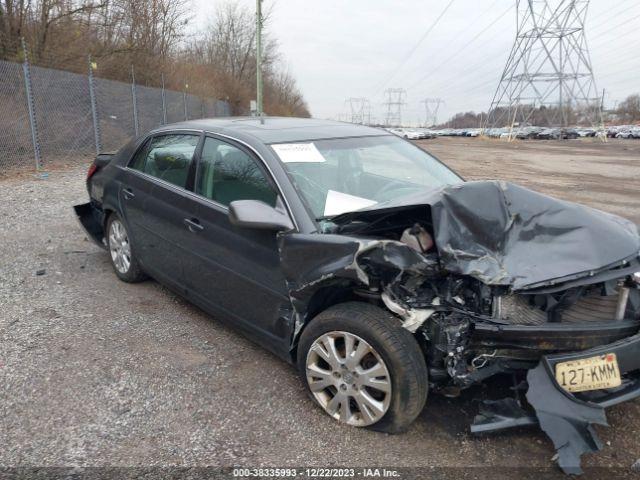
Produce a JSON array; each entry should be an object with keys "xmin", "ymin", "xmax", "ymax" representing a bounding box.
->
[{"xmin": 555, "ymin": 353, "xmax": 621, "ymax": 393}]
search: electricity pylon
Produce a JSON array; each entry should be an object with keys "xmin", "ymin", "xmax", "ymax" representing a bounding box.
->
[
  {"xmin": 383, "ymin": 88, "xmax": 406, "ymax": 126},
  {"xmin": 486, "ymin": 0, "xmax": 602, "ymax": 129},
  {"xmin": 421, "ymin": 98, "xmax": 444, "ymax": 127},
  {"xmin": 345, "ymin": 97, "xmax": 371, "ymax": 125}
]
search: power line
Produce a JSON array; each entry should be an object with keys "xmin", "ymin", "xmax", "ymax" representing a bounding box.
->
[
  {"xmin": 371, "ymin": 0, "xmax": 456, "ymax": 97},
  {"xmin": 596, "ymin": 62, "xmax": 640, "ymax": 81},
  {"xmin": 421, "ymin": 28, "xmax": 516, "ymax": 96},
  {"xmin": 592, "ymin": 47, "xmax": 640, "ymax": 72},
  {"xmin": 589, "ymin": 11, "xmax": 640, "ymax": 42},
  {"xmin": 585, "ymin": 0, "xmax": 636, "ymax": 34},
  {"xmin": 399, "ymin": 0, "xmax": 505, "ymax": 83},
  {"xmin": 405, "ymin": 3, "xmax": 514, "ymax": 93}
]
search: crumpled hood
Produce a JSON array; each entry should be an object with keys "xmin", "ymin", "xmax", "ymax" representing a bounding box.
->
[{"xmin": 332, "ymin": 180, "xmax": 640, "ymax": 290}]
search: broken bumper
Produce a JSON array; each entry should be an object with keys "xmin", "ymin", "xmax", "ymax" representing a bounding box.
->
[
  {"xmin": 525, "ymin": 332, "xmax": 640, "ymax": 474},
  {"xmin": 471, "ymin": 332, "xmax": 640, "ymax": 474},
  {"xmin": 73, "ymin": 202, "xmax": 106, "ymax": 249}
]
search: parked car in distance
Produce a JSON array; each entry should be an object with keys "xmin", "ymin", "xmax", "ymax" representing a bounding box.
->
[
  {"xmin": 75, "ymin": 117, "xmax": 640, "ymax": 475},
  {"xmin": 385, "ymin": 127, "xmax": 412, "ymax": 139},
  {"xmin": 561, "ymin": 128, "xmax": 580, "ymax": 139},
  {"xmin": 535, "ymin": 128, "xmax": 559, "ymax": 140},
  {"xmin": 402, "ymin": 129, "xmax": 425, "ymax": 140},
  {"xmin": 616, "ymin": 127, "xmax": 640, "ymax": 139},
  {"xmin": 515, "ymin": 126, "xmax": 542, "ymax": 140},
  {"xmin": 616, "ymin": 130, "xmax": 632, "ymax": 138},
  {"xmin": 576, "ymin": 128, "xmax": 597, "ymax": 137}
]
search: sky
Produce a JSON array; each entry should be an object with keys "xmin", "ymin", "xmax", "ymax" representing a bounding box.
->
[{"xmin": 192, "ymin": 0, "xmax": 640, "ymax": 125}]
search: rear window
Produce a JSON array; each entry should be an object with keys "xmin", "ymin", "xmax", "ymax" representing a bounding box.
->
[{"xmin": 130, "ymin": 134, "xmax": 200, "ymax": 188}]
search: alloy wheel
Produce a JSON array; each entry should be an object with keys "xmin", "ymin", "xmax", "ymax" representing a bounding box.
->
[
  {"xmin": 306, "ymin": 331, "xmax": 392, "ymax": 427},
  {"xmin": 109, "ymin": 219, "xmax": 131, "ymax": 274}
]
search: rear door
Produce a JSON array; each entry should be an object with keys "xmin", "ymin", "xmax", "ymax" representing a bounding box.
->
[
  {"xmin": 120, "ymin": 132, "xmax": 202, "ymax": 287},
  {"xmin": 183, "ymin": 135, "xmax": 294, "ymax": 352}
]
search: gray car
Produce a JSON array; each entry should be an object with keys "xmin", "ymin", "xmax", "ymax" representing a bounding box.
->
[{"xmin": 74, "ymin": 117, "xmax": 640, "ymax": 475}]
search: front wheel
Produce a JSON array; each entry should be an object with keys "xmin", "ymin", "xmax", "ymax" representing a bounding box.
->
[
  {"xmin": 106, "ymin": 213, "xmax": 146, "ymax": 283},
  {"xmin": 297, "ymin": 302, "xmax": 428, "ymax": 433}
]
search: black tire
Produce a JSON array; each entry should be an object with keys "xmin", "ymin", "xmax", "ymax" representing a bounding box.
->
[
  {"xmin": 297, "ymin": 302, "xmax": 428, "ymax": 434},
  {"xmin": 105, "ymin": 213, "xmax": 146, "ymax": 283}
]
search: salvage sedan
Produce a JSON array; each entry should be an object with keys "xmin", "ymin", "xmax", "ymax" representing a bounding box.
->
[{"xmin": 75, "ymin": 117, "xmax": 640, "ymax": 474}]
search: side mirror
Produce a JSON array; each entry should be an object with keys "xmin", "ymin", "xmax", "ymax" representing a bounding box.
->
[{"xmin": 228, "ymin": 199, "xmax": 294, "ymax": 231}]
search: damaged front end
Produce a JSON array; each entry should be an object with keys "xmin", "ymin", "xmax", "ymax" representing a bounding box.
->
[
  {"xmin": 282, "ymin": 180, "xmax": 640, "ymax": 474},
  {"xmin": 469, "ymin": 276, "xmax": 640, "ymax": 474}
]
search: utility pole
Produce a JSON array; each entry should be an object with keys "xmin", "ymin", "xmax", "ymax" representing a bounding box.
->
[
  {"xmin": 256, "ymin": 0, "xmax": 264, "ymax": 118},
  {"xmin": 600, "ymin": 88, "xmax": 607, "ymax": 142},
  {"xmin": 131, "ymin": 65, "xmax": 139, "ymax": 136}
]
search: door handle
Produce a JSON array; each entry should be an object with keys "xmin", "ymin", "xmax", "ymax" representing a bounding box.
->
[
  {"xmin": 184, "ymin": 217, "xmax": 204, "ymax": 233},
  {"xmin": 123, "ymin": 188, "xmax": 135, "ymax": 200}
]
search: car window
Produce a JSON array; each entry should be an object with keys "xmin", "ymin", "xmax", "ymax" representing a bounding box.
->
[
  {"xmin": 129, "ymin": 134, "xmax": 200, "ymax": 188},
  {"xmin": 196, "ymin": 137, "xmax": 277, "ymax": 207},
  {"xmin": 273, "ymin": 136, "xmax": 462, "ymax": 219}
]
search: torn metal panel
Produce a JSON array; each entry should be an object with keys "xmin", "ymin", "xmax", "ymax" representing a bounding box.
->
[
  {"xmin": 471, "ymin": 398, "xmax": 538, "ymax": 433},
  {"xmin": 526, "ymin": 363, "xmax": 607, "ymax": 475},
  {"xmin": 279, "ymin": 233, "xmax": 441, "ymax": 340},
  {"xmin": 279, "ymin": 234, "xmax": 439, "ymax": 303},
  {"xmin": 526, "ymin": 333, "xmax": 640, "ymax": 475},
  {"xmin": 330, "ymin": 180, "xmax": 640, "ymax": 290},
  {"xmin": 73, "ymin": 202, "xmax": 106, "ymax": 249},
  {"xmin": 381, "ymin": 291, "xmax": 435, "ymax": 332}
]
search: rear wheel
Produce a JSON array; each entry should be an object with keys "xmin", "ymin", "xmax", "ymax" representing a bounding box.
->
[
  {"xmin": 297, "ymin": 302, "xmax": 428, "ymax": 433},
  {"xmin": 106, "ymin": 214, "xmax": 146, "ymax": 283}
]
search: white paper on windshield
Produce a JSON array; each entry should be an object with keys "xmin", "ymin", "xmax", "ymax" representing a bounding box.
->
[
  {"xmin": 324, "ymin": 190, "xmax": 378, "ymax": 217},
  {"xmin": 272, "ymin": 143, "xmax": 326, "ymax": 163}
]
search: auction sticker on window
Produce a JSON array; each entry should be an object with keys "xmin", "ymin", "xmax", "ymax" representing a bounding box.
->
[
  {"xmin": 555, "ymin": 353, "xmax": 621, "ymax": 393},
  {"xmin": 271, "ymin": 143, "xmax": 326, "ymax": 163}
]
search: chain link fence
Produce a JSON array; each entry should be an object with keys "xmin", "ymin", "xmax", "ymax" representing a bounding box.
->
[
  {"xmin": 0, "ymin": 47, "xmax": 231, "ymax": 172},
  {"xmin": 0, "ymin": 58, "xmax": 35, "ymax": 169}
]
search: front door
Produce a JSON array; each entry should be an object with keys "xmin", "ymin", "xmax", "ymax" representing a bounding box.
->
[{"xmin": 182, "ymin": 135, "xmax": 293, "ymax": 353}]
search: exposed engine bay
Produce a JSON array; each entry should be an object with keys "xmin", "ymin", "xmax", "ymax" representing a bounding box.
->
[
  {"xmin": 280, "ymin": 180, "xmax": 640, "ymax": 474},
  {"xmin": 325, "ymin": 216, "xmax": 640, "ymax": 387}
]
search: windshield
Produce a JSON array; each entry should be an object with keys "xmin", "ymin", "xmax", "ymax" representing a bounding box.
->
[{"xmin": 271, "ymin": 135, "xmax": 462, "ymax": 219}]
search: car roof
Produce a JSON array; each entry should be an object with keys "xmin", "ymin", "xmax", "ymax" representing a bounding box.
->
[{"xmin": 151, "ymin": 116, "xmax": 391, "ymax": 144}]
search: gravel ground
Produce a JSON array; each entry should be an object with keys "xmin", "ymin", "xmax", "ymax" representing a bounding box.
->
[{"xmin": 1, "ymin": 138, "xmax": 639, "ymax": 479}]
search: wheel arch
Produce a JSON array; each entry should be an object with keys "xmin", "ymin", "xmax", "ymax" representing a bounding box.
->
[
  {"xmin": 289, "ymin": 284, "xmax": 357, "ymax": 363},
  {"xmin": 289, "ymin": 282, "xmax": 399, "ymax": 364},
  {"xmin": 102, "ymin": 207, "xmax": 116, "ymax": 230}
]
